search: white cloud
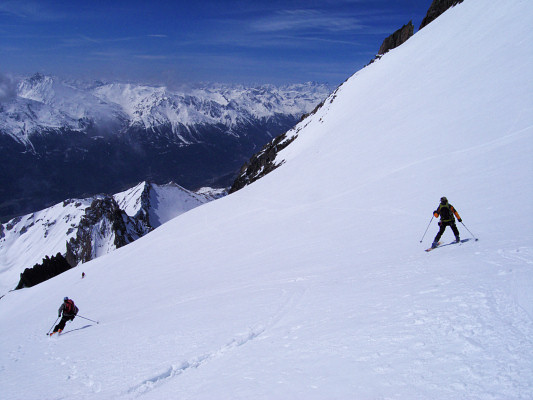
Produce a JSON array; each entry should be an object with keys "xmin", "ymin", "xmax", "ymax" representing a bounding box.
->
[
  {"xmin": 250, "ymin": 9, "xmax": 364, "ymax": 33},
  {"xmin": 0, "ymin": 1, "xmax": 65, "ymax": 21},
  {"xmin": 0, "ymin": 72, "xmax": 18, "ymax": 102}
]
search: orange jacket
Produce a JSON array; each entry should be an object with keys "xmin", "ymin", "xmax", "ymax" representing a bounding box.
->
[{"xmin": 433, "ymin": 203, "xmax": 461, "ymax": 222}]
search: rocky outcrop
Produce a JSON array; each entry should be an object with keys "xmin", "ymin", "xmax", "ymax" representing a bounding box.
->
[
  {"xmin": 378, "ymin": 21, "xmax": 414, "ymax": 56},
  {"xmin": 15, "ymin": 253, "xmax": 72, "ymax": 289},
  {"xmin": 368, "ymin": 21, "xmax": 414, "ymax": 65},
  {"xmin": 65, "ymin": 196, "xmax": 150, "ymax": 266},
  {"xmin": 419, "ymin": 0, "xmax": 464, "ymax": 30},
  {"xmin": 229, "ymin": 131, "xmax": 297, "ymax": 194}
]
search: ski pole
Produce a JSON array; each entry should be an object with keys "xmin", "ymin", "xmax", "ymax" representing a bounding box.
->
[
  {"xmin": 76, "ymin": 315, "xmax": 99, "ymax": 324},
  {"xmin": 460, "ymin": 221, "xmax": 479, "ymax": 241},
  {"xmin": 46, "ymin": 317, "xmax": 60, "ymax": 335},
  {"xmin": 420, "ymin": 216, "xmax": 434, "ymax": 243}
]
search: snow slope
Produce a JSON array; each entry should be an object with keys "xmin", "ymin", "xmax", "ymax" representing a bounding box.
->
[
  {"xmin": 1, "ymin": 0, "xmax": 532, "ymax": 399},
  {"xmin": 0, "ymin": 182, "xmax": 215, "ymax": 294}
]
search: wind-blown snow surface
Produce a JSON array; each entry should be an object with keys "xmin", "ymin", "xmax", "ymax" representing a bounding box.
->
[{"xmin": 1, "ymin": 0, "xmax": 532, "ymax": 398}]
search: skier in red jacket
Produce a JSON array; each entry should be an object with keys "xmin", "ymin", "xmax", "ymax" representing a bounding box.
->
[{"xmin": 50, "ymin": 297, "xmax": 79, "ymax": 336}]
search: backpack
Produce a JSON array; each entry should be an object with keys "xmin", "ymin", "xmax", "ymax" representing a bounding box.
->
[
  {"xmin": 64, "ymin": 299, "xmax": 75, "ymax": 314},
  {"xmin": 439, "ymin": 203, "xmax": 454, "ymax": 221}
]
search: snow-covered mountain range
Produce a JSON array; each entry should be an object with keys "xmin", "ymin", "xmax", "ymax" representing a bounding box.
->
[
  {"xmin": 0, "ymin": 78, "xmax": 330, "ymax": 220},
  {"xmin": 1, "ymin": 0, "xmax": 532, "ymax": 398},
  {"xmin": 4, "ymin": 76, "xmax": 330, "ymax": 145},
  {"xmin": 0, "ymin": 181, "xmax": 223, "ymax": 294}
]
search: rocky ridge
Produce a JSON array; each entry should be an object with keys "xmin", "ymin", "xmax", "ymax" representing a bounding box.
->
[{"xmin": 419, "ymin": 0, "xmax": 464, "ymax": 30}]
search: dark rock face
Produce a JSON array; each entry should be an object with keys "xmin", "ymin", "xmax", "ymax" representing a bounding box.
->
[
  {"xmin": 65, "ymin": 196, "xmax": 150, "ymax": 266},
  {"xmin": 229, "ymin": 131, "xmax": 297, "ymax": 194},
  {"xmin": 15, "ymin": 253, "xmax": 72, "ymax": 289},
  {"xmin": 378, "ymin": 21, "xmax": 415, "ymax": 56},
  {"xmin": 419, "ymin": 0, "xmax": 464, "ymax": 30},
  {"xmin": 367, "ymin": 21, "xmax": 414, "ymax": 65}
]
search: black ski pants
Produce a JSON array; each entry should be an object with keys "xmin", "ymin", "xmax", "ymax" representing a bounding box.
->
[
  {"xmin": 434, "ymin": 220, "xmax": 460, "ymax": 242},
  {"xmin": 53, "ymin": 315, "xmax": 74, "ymax": 332}
]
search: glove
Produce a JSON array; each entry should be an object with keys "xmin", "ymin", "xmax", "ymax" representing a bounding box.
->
[
  {"xmin": 70, "ymin": 315, "xmax": 76, "ymax": 321},
  {"xmin": 458, "ymin": 218, "xmax": 462, "ymax": 222}
]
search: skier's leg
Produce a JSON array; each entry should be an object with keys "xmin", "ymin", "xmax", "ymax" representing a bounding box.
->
[
  {"xmin": 433, "ymin": 222, "xmax": 446, "ymax": 246},
  {"xmin": 57, "ymin": 317, "xmax": 68, "ymax": 331},
  {"xmin": 451, "ymin": 222, "xmax": 460, "ymax": 241}
]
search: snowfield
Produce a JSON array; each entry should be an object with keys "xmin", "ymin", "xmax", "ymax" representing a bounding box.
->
[{"xmin": 1, "ymin": 0, "xmax": 532, "ymax": 399}]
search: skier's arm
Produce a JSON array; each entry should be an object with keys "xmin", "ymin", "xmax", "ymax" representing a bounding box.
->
[
  {"xmin": 58, "ymin": 303, "xmax": 64, "ymax": 317},
  {"xmin": 452, "ymin": 206, "xmax": 462, "ymax": 222},
  {"xmin": 433, "ymin": 206, "xmax": 440, "ymax": 218}
]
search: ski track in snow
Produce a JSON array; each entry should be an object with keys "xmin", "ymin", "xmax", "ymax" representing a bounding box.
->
[
  {"xmin": 125, "ymin": 286, "xmax": 307, "ymax": 397},
  {"xmin": 421, "ymin": 245, "xmax": 533, "ymax": 395},
  {"xmin": 345, "ymin": 238, "xmax": 533, "ymax": 397},
  {"xmin": 43, "ymin": 324, "xmax": 104, "ymax": 396}
]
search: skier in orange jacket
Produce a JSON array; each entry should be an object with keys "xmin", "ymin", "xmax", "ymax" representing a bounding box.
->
[{"xmin": 431, "ymin": 197, "xmax": 461, "ymax": 248}]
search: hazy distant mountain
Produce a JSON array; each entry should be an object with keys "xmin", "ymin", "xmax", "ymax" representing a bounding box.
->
[{"xmin": 0, "ymin": 75, "xmax": 330, "ymax": 220}]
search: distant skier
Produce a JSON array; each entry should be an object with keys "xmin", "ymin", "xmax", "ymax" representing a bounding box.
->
[
  {"xmin": 82, "ymin": 272, "xmax": 85, "ymax": 279},
  {"xmin": 50, "ymin": 297, "xmax": 78, "ymax": 336},
  {"xmin": 431, "ymin": 197, "xmax": 462, "ymax": 248}
]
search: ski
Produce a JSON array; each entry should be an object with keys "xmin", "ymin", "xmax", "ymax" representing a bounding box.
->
[
  {"xmin": 425, "ymin": 238, "xmax": 475, "ymax": 252},
  {"xmin": 425, "ymin": 242, "xmax": 441, "ymax": 252}
]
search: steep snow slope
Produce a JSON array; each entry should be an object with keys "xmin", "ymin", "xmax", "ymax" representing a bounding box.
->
[{"xmin": 1, "ymin": 0, "xmax": 532, "ymax": 399}]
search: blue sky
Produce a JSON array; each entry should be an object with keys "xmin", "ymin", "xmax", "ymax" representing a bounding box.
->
[{"xmin": 0, "ymin": 0, "xmax": 430, "ymax": 86}]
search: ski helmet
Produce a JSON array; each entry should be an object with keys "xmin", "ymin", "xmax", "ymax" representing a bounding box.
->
[
  {"xmin": 64, "ymin": 297, "xmax": 69, "ymax": 302},
  {"xmin": 440, "ymin": 196, "xmax": 448, "ymax": 203}
]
